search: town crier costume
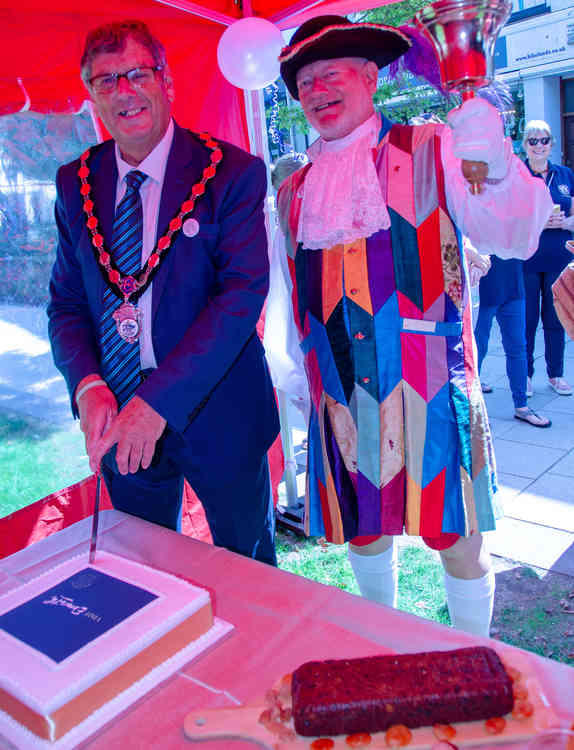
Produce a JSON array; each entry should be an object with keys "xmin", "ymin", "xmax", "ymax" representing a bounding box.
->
[{"xmin": 264, "ymin": 15, "xmax": 552, "ymax": 635}]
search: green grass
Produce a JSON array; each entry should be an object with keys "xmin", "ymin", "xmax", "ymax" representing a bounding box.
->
[
  {"xmin": 276, "ymin": 529, "xmax": 451, "ymax": 626},
  {"xmin": 0, "ymin": 411, "xmax": 89, "ymax": 518},
  {"xmin": 276, "ymin": 528, "xmax": 572, "ymax": 665}
]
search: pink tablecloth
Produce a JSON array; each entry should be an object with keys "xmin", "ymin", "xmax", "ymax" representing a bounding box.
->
[{"xmin": 0, "ymin": 510, "xmax": 572, "ymax": 749}]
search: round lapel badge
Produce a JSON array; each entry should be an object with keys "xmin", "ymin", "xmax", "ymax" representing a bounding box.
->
[{"xmin": 183, "ymin": 218, "xmax": 200, "ymax": 237}]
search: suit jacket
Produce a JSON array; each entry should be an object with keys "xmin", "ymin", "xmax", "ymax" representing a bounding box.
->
[{"xmin": 48, "ymin": 122, "xmax": 279, "ymax": 472}]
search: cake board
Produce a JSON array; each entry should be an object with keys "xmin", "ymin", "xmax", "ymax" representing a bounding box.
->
[
  {"xmin": 0, "ymin": 551, "xmax": 234, "ymax": 749},
  {"xmin": 0, "ymin": 617, "xmax": 233, "ymax": 750},
  {"xmin": 183, "ymin": 649, "xmax": 560, "ymax": 749}
]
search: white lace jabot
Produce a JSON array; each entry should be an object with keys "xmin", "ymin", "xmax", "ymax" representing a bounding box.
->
[{"xmin": 296, "ymin": 113, "xmax": 390, "ymax": 250}]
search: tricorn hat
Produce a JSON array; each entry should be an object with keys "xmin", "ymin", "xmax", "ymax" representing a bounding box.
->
[{"xmin": 279, "ymin": 15, "xmax": 411, "ymax": 100}]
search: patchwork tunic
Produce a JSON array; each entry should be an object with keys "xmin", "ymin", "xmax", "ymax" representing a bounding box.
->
[{"xmin": 276, "ymin": 123, "xmax": 500, "ymax": 544}]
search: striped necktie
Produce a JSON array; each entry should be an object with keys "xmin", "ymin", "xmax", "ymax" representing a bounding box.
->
[{"xmin": 100, "ymin": 169, "xmax": 147, "ymax": 408}]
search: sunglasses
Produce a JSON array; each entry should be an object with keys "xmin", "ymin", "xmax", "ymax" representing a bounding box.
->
[{"xmin": 527, "ymin": 136, "xmax": 551, "ymax": 146}]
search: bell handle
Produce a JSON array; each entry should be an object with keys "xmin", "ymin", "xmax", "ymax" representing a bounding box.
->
[{"xmin": 459, "ymin": 88, "xmax": 487, "ymax": 194}]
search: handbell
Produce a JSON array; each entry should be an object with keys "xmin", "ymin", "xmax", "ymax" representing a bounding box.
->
[
  {"xmin": 414, "ymin": 0, "xmax": 511, "ymax": 192},
  {"xmin": 414, "ymin": 0, "xmax": 511, "ymax": 101}
]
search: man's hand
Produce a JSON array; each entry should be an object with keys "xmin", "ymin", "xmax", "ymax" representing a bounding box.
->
[
  {"xmin": 78, "ymin": 384, "xmax": 118, "ymax": 471},
  {"xmin": 91, "ymin": 396, "xmax": 167, "ymax": 475}
]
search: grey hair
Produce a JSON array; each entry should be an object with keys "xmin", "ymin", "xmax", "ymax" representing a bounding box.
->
[
  {"xmin": 523, "ymin": 119, "xmax": 552, "ymax": 145},
  {"xmin": 81, "ymin": 20, "xmax": 167, "ymax": 84}
]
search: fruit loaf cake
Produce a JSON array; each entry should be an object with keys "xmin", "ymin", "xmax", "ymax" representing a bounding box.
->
[{"xmin": 291, "ymin": 646, "xmax": 514, "ymax": 737}]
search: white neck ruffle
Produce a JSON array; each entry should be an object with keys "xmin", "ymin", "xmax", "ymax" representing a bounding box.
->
[{"xmin": 296, "ymin": 113, "xmax": 390, "ymax": 250}]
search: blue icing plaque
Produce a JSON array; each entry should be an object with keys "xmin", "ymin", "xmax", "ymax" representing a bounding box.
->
[{"xmin": 0, "ymin": 568, "xmax": 158, "ymax": 663}]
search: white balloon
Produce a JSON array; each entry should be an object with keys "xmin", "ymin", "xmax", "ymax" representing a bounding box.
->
[{"xmin": 217, "ymin": 17, "xmax": 283, "ymax": 90}]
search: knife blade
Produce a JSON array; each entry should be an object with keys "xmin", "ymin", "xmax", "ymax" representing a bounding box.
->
[{"xmin": 88, "ymin": 473, "xmax": 101, "ymax": 565}]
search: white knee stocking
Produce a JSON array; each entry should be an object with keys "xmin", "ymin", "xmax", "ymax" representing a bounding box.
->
[
  {"xmin": 347, "ymin": 542, "xmax": 398, "ymax": 608},
  {"xmin": 443, "ymin": 568, "xmax": 495, "ymax": 636}
]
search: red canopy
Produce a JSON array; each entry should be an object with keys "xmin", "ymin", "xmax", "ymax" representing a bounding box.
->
[{"xmin": 0, "ymin": 0, "xmax": 392, "ymax": 148}]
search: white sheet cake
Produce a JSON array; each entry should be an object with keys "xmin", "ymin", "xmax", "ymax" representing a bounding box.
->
[{"xmin": 0, "ymin": 551, "xmax": 221, "ymax": 746}]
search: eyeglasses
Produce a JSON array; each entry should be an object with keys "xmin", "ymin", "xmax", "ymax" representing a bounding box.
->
[
  {"xmin": 527, "ymin": 136, "xmax": 551, "ymax": 146},
  {"xmin": 88, "ymin": 65, "xmax": 164, "ymax": 94}
]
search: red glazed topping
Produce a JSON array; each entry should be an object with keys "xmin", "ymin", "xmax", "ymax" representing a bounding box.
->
[
  {"xmin": 485, "ymin": 717, "xmax": 506, "ymax": 734},
  {"xmin": 346, "ymin": 732, "xmax": 372, "ymax": 746},
  {"xmin": 311, "ymin": 739, "xmax": 335, "ymax": 749},
  {"xmin": 505, "ymin": 666, "xmax": 522, "ymax": 683},
  {"xmin": 513, "ymin": 683, "xmax": 529, "ymax": 700},
  {"xmin": 433, "ymin": 724, "xmax": 456, "ymax": 741},
  {"xmin": 385, "ymin": 724, "xmax": 412, "ymax": 747},
  {"xmin": 512, "ymin": 700, "xmax": 534, "ymax": 720}
]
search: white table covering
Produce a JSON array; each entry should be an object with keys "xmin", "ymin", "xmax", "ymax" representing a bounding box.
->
[{"xmin": 0, "ymin": 510, "xmax": 572, "ymax": 749}]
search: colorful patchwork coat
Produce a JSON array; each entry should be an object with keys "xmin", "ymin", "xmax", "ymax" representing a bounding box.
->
[{"xmin": 276, "ymin": 122, "xmax": 500, "ymax": 544}]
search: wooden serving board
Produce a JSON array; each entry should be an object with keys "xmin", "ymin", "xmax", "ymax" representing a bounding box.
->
[{"xmin": 184, "ymin": 662, "xmax": 558, "ymax": 749}]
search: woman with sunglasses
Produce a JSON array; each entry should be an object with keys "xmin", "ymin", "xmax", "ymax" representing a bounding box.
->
[{"xmin": 523, "ymin": 120, "xmax": 574, "ymax": 397}]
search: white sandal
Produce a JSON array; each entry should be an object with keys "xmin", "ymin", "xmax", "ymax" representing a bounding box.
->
[{"xmin": 514, "ymin": 407, "xmax": 552, "ymax": 428}]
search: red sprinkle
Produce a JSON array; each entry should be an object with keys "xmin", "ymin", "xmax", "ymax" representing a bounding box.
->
[
  {"xmin": 158, "ymin": 236, "xmax": 171, "ymax": 251},
  {"xmin": 108, "ymin": 269, "xmax": 120, "ymax": 284},
  {"xmin": 169, "ymin": 217, "xmax": 182, "ymax": 231},
  {"xmin": 181, "ymin": 200, "xmax": 194, "ymax": 213},
  {"xmin": 87, "ymin": 216, "xmax": 98, "ymax": 230},
  {"xmin": 80, "ymin": 184, "xmax": 91, "ymax": 195},
  {"xmin": 203, "ymin": 165, "xmax": 216, "ymax": 179},
  {"xmin": 78, "ymin": 165, "xmax": 89, "ymax": 178},
  {"xmin": 192, "ymin": 183, "xmax": 206, "ymax": 197},
  {"xmin": 83, "ymin": 199, "xmax": 94, "ymax": 213},
  {"xmin": 92, "ymin": 234, "xmax": 103, "ymax": 247},
  {"xmin": 148, "ymin": 253, "xmax": 159, "ymax": 267}
]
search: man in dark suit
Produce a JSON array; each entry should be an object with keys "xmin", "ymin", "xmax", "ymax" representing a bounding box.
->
[{"xmin": 47, "ymin": 20, "xmax": 280, "ymax": 565}]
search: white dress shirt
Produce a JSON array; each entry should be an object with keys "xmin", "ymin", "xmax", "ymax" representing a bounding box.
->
[{"xmin": 114, "ymin": 118, "xmax": 175, "ymax": 370}]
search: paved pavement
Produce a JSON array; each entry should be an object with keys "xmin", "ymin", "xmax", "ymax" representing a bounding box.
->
[{"xmin": 1, "ymin": 303, "xmax": 573, "ymax": 577}]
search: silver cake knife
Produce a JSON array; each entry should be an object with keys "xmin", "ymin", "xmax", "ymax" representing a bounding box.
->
[{"xmin": 88, "ymin": 473, "xmax": 101, "ymax": 565}]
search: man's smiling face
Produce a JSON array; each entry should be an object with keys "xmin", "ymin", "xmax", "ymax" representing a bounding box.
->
[
  {"xmin": 88, "ymin": 36, "xmax": 174, "ymax": 165},
  {"xmin": 296, "ymin": 57, "xmax": 378, "ymax": 141}
]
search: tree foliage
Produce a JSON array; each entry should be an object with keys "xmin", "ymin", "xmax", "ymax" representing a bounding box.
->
[{"xmin": 352, "ymin": 0, "xmax": 430, "ymax": 28}]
